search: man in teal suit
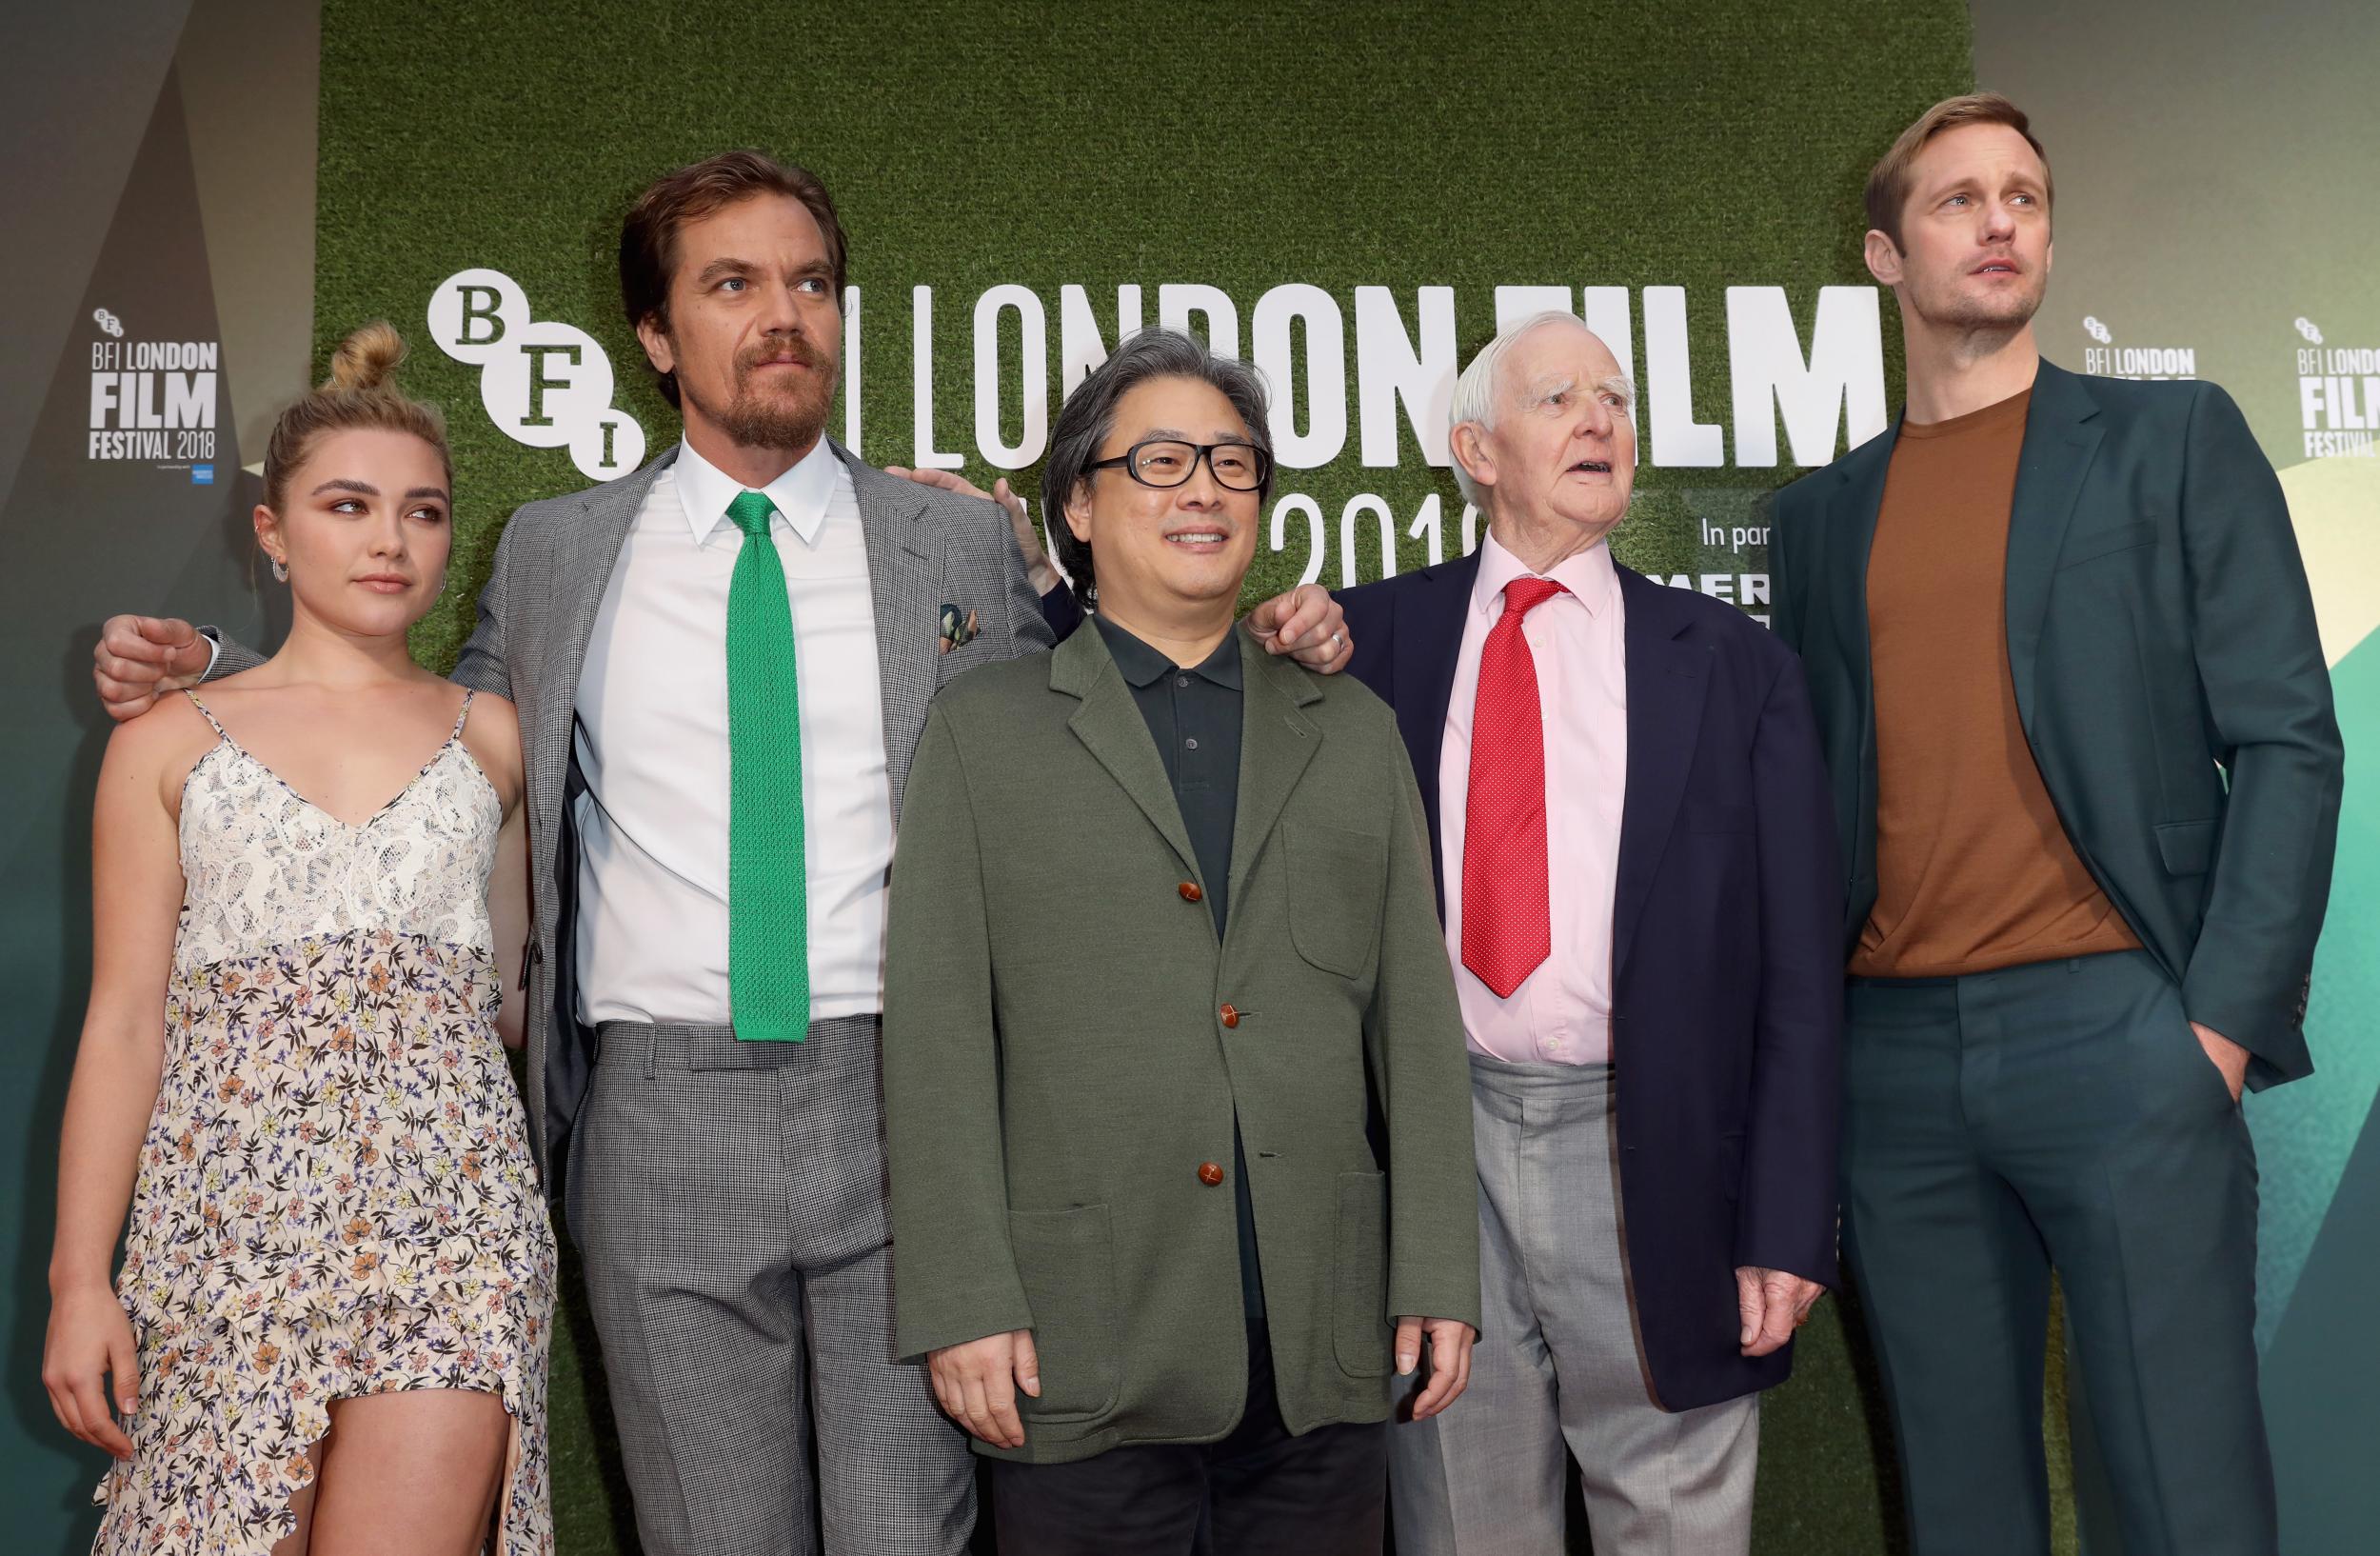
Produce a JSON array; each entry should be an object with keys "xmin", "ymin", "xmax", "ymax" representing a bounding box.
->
[{"xmin": 1770, "ymin": 94, "xmax": 2342, "ymax": 1556}]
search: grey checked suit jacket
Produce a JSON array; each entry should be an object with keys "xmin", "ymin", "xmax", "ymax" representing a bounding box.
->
[{"xmin": 213, "ymin": 440, "xmax": 1056, "ymax": 1170}]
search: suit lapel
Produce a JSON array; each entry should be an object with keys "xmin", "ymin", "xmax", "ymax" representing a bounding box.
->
[
  {"xmin": 1052, "ymin": 625, "xmax": 1202, "ymax": 880},
  {"xmin": 1396, "ymin": 551, "xmax": 1478, "ymax": 912},
  {"xmin": 1612, "ymin": 568, "xmax": 1709, "ymax": 979},
  {"xmin": 2003, "ymin": 362, "xmax": 2103, "ymax": 734},
  {"xmin": 1831, "ymin": 423, "xmax": 1893, "ymax": 693},
  {"xmin": 843, "ymin": 446, "xmax": 944, "ymax": 825},
  {"xmin": 1227, "ymin": 626, "xmax": 1324, "ymax": 907},
  {"xmin": 1825, "ymin": 419, "xmax": 1895, "ymax": 892},
  {"xmin": 530, "ymin": 448, "xmax": 672, "ymax": 839}
]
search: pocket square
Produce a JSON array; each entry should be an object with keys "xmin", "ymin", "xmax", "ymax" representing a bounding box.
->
[{"xmin": 939, "ymin": 603, "xmax": 980, "ymax": 654}]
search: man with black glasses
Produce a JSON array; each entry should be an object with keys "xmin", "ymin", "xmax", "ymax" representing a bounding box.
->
[{"xmin": 882, "ymin": 327, "xmax": 1480, "ymax": 1555}]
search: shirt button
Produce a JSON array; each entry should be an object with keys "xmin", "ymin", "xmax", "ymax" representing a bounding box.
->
[
  {"xmin": 1179, "ymin": 881, "xmax": 1203, "ymax": 902},
  {"xmin": 1220, "ymin": 1004, "xmax": 1240, "ymax": 1028},
  {"xmin": 1177, "ymin": 675, "xmax": 1190, "ymax": 688},
  {"xmin": 1185, "ymin": 737, "xmax": 1200, "ymax": 750},
  {"xmin": 1198, "ymin": 1161, "xmax": 1225, "ymax": 1187}
]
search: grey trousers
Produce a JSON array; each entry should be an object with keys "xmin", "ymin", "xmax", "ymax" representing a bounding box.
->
[
  {"xmin": 1391, "ymin": 1059, "xmax": 1758, "ymax": 1556},
  {"xmin": 567, "ymin": 1016, "xmax": 974, "ymax": 1556}
]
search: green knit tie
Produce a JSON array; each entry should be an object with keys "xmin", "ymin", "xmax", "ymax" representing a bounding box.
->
[{"xmin": 726, "ymin": 489, "xmax": 807, "ymax": 1042}]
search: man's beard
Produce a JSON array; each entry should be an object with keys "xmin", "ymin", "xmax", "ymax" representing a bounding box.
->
[
  {"xmin": 1917, "ymin": 269, "xmax": 2046, "ymax": 336},
  {"xmin": 688, "ymin": 336, "xmax": 837, "ymax": 450}
]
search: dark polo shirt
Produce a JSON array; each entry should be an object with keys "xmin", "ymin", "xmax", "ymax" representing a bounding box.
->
[{"xmin": 1094, "ymin": 616, "xmax": 1264, "ymax": 1336}]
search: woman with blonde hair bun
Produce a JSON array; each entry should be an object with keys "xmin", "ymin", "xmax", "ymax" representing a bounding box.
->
[{"xmin": 44, "ymin": 322, "xmax": 555, "ymax": 1555}]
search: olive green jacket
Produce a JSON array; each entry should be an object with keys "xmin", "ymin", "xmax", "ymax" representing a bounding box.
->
[{"xmin": 883, "ymin": 620, "xmax": 1480, "ymax": 1464}]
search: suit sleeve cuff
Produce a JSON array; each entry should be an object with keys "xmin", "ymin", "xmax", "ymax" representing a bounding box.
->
[
  {"xmin": 1384, "ymin": 1275, "xmax": 1482, "ymax": 1334},
  {"xmin": 895, "ymin": 1293, "xmax": 1035, "ymax": 1366}
]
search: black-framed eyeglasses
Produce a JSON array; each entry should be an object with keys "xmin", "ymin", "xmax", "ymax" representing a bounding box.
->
[{"xmin": 1085, "ymin": 439, "xmax": 1272, "ymax": 492}]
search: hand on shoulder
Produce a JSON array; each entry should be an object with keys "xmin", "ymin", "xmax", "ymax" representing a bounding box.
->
[
  {"xmin": 91, "ymin": 614, "xmax": 211, "ymax": 722},
  {"xmin": 887, "ymin": 465, "xmax": 1062, "ymax": 595}
]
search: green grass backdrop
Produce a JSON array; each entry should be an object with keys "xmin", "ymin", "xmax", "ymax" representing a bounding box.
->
[{"xmin": 309, "ymin": 3, "xmax": 2078, "ymax": 1548}]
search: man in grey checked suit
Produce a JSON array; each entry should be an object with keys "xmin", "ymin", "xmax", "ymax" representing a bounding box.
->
[{"xmin": 89, "ymin": 150, "xmax": 1353, "ymax": 1555}]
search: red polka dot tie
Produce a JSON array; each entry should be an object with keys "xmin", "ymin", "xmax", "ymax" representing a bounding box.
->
[{"xmin": 1462, "ymin": 575, "xmax": 1568, "ymax": 998}]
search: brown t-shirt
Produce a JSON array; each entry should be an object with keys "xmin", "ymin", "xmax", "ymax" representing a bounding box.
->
[{"xmin": 1851, "ymin": 387, "xmax": 2139, "ymax": 978}]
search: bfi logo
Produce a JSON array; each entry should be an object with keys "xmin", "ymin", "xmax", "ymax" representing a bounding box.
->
[{"xmin": 427, "ymin": 269, "xmax": 646, "ymax": 481}]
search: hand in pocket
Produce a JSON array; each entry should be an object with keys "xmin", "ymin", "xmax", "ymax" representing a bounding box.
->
[{"xmin": 2191, "ymin": 1021, "xmax": 2249, "ymax": 1104}]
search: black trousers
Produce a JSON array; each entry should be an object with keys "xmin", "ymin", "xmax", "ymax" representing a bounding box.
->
[{"xmin": 988, "ymin": 1332, "xmax": 1387, "ymax": 1556}]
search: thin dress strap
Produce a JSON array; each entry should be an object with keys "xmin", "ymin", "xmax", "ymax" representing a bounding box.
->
[
  {"xmin": 449, "ymin": 688, "xmax": 477, "ymax": 742},
  {"xmin": 183, "ymin": 688, "xmax": 231, "ymax": 743}
]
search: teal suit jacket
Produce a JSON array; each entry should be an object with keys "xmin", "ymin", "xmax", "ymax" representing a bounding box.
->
[{"xmin": 1770, "ymin": 360, "xmax": 2342, "ymax": 1089}]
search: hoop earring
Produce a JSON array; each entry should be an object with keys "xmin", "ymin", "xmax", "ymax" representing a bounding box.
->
[{"xmin": 271, "ymin": 556, "xmax": 289, "ymax": 583}]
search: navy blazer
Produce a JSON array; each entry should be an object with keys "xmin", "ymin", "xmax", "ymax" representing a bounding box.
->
[{"xmin": 1338, "ymin": 552, "xmax": 1844, "ymax": 1409}]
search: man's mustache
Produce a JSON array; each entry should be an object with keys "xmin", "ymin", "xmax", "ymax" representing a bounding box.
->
[{"xmin": 736, "ymin": 335, "xmax": 829, "ymax": 376}]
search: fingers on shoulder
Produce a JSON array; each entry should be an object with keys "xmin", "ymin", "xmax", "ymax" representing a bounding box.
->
[{"xmin": 117, "ymin": 614, "xmax": 194, "ymax": 652}]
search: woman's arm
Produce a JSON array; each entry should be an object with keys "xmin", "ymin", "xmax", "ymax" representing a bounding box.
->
[{"xmin": 45, "ymin": 715, "xmax": 189, "ymax": 1458}]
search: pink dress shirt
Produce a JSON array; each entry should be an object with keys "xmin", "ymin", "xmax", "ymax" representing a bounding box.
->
[{"xmin": 1440, "ymin": 530, "xmax": 1628, "ymax": 1065}]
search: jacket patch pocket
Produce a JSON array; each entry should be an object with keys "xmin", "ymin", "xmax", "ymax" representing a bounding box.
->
[
  {"xmin": 1287, "ymin": 823, "xmax": 1388, "ymax": 978},
  {"xmin": 1333, "ymin": 1170, "xmax": 1395, "ymax": 1377},
  {"xmin": 1009, "ymin": 1204, "xmax": 1121, "ymax": 1421},
  {"xmin": 2058, "ymin": 520, "xmax": 2156, "ymax": 569},
  {"xmin": 2154, "ymin": 818, "xmax": 2221, "ymax": 877}
]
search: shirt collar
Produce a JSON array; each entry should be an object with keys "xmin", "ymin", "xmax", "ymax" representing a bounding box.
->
[
  {"xmin": 672, "ymin": 436, "xmax": 840, "ymax": 548},
  {"xmin": 1095, "ymin": 616, "xmax": 1244, "ymax": 690},
  {"xmin": 1470, "ymin": 528, "xmax": 1618, "ymax": 620}
]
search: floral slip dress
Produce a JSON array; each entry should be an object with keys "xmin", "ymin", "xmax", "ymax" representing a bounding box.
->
[{"xmin": 92, "ymin": 689, "xmax": 555, "ymax": 1554}]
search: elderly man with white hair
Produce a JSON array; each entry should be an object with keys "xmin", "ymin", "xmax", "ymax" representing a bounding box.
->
[{"xmin": 1334, "ymin": 311, "xmax": 1844, "ymax": 1554}]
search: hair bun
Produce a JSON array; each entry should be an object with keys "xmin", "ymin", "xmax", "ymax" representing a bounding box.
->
[{"xmin": 323, "ymin": 321, "xmax": 407, "ymax": 393}]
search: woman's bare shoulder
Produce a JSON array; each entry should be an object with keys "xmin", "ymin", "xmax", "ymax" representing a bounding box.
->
[
  {"xmin": 462, "ymin": 688, "xmax": 521, "ymax": 756},
  {"xmin": 104, "ymin": 692, "xmax": 224, "ymax": 807},
  {"xmin": 458, "ymin": 688, "xmax": 525, "ymax": 806},
  {"xmin": 466, "ymin": 686, "xmax": 519, "ymax": 725}
]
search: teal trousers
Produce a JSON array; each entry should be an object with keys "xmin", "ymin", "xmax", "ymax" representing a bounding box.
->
[{"xmin": 1840, "ymin": 950, "xmax": 2275, "ymax": 1556}]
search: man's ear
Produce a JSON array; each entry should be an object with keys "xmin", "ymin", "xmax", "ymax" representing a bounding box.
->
[
  {"xmin": 1450, "ymin": 422, "xmax": 1497, "ymax": 494},
  {"xmin": 635, "ymin": 312, "xmax": 675, "ymax": 376},
  {"xmin": 1062, "ymin": 479, "xmax": 1096, "ymax": 544},
  {"xmin": 1863, "ymin": 229, "xmax": 1905, "ymax": 289}
]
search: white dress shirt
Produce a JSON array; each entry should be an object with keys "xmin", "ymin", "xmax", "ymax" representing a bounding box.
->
[
  {"xmin": 572, "ymin": 439, "xmax": 893, "ymax": 1027},
  {"xmin": 1439, "ymin": 530, "xmax": 1628, "ymax": 1065}
]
